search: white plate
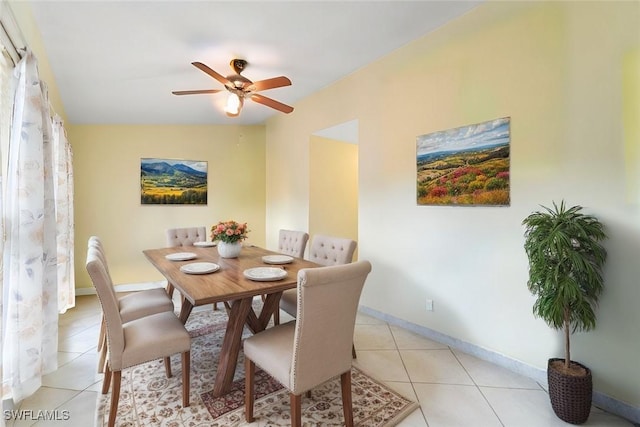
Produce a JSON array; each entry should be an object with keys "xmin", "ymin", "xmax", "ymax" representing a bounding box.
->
[
  {"xmin": 243, "ymin": 267, "xmax": 288, "ymax": 282},
  {"xmin": 165, "ymin": 252, "xmax": 197, "ymax": 261},
  {"xmin": 194, "ymin": 241, "xmax": 217, "ymax": 247},
  {"xmin": 180, "ymin": 262, "xmax": 220, "ymax": 275},
  {"xmin": 262, "ymin": 255, "xmax": 294, "ymax": 265}
]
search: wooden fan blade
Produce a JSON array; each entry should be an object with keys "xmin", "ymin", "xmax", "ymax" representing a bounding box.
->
[
  {"xmin": 248, "ymin": 76, "xmax": 292, "ymax": 92},
  {"xmin": 250, "ymin": 94, "xmax": 294, "ymax": 114},
  {"xmin": 191, "ymin": 62, "xmax": 230, "ymax": 86},
  {"xmin": 172, "ymin": 89, "xmax": 222, "ymax": 96}
]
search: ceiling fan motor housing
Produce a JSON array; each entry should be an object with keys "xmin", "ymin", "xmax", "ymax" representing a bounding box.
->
[
  {"xmin": 226, "ymin": 59, "xmax": 251, "ymax": 89},
  {"xmin": 231, "ymin": 59, "xmax": 247, "ymax": 74}
]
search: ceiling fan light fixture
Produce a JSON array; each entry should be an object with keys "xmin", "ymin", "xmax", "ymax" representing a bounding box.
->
[
  {"xmin": 174, "ymin": 59, "xmax": 294, "ymax": 116},
  {"xmin": 224, "ymin": 92, "xmax": 243, "ymax": 116}
]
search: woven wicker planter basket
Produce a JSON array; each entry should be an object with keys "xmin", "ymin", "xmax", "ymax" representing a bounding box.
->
[{"xmin": 547, "ymin": 358, "xmax": 592, "ymax": 424}]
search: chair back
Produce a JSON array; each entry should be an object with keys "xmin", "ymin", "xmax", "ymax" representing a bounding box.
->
[
  {"xmin": 166, "ymin": 227, "xmax": 207, "ymax": 246},
  {"xmin": 290, "ymin": 260, "xmax": 371, "ymax": 393},
  {"xmin": 278, "ymin": 229, "xmax": 309, "ymax": 258},
  {"xmin": 308, "ymin": 234, "xmax": 357, "ymax": 266},
  {"xmin": 88, "ymin": 236, "xmax": 117, "ymax": 296},
  {"xmin": 87, "ymin": 236, "xmax": 109, "ymax": 273},
  {"xmin": 86, "ymin": 246, "xmax": 125, "ymax": 369},
  {"xmin": 88, "ymin": 235, "xmax": 104, "ymax": 252}
]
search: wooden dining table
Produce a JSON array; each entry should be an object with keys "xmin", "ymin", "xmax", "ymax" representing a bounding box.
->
[{"xmin": 143, "ymin": 244, "xmax": 319, "ymax": 397}]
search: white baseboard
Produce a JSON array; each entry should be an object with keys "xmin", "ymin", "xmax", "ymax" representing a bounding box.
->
[
  {"xmin": 75, "ymin": 281, "xmax": 166, "ymax": 296},
  {"xmin": 358, "ymin": 305, "xmax": 640, "ymax": 425}
]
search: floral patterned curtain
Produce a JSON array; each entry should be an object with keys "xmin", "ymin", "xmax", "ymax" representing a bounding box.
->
[
  {"xmin": 0, "ymin": 46, "xmax": 13, "ymax": 427},
  {"xmin": 1, "ymin": 50, "xmax": 59, "ymax": 402},
  {"xmin": 52, "ymin": 115, "xmax": 75, "ymax": 314}
]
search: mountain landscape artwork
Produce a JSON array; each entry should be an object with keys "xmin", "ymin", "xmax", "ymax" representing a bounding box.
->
[
  {"xmin": 416, "ymin": 117, "xmax": 510, "ymax": 206},
  {"xmin": 140, "ymin": 158, "xmax": 207, "ymax": 205}
]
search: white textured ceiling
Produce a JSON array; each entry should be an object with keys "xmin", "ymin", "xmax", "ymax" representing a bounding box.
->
[{"xmin": 28, "ymin": 1, "xmax": 481, "ymax": 125}]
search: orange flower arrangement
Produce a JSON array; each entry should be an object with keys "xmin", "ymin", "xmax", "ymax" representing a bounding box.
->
[{"xmin": 210, "ymin": 220, "xmax": 249, "ymax": 244}]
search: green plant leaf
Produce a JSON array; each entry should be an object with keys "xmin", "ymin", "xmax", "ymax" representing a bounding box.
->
[{"xmin": 522, "ymin": 200, "xmax": 607, "ymax": 362}]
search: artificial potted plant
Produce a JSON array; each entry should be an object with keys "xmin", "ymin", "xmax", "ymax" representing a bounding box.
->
[{"xmin": 522, "ymin": 201, "xmax": 607, "ymax": 425}]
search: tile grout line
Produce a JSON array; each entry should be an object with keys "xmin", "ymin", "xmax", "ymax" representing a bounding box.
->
[
  {"xmin": 388, "ymin": 324, "xmax": 431, "ymax": 427},
  {"xmin": 451, "ymin": 350, "xmax": 506, "ymax": 427}
]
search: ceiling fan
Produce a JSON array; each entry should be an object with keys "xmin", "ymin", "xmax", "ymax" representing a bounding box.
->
[{"xmin": 172, "ymin": 59, "xmax": 294, "ymax": 117}]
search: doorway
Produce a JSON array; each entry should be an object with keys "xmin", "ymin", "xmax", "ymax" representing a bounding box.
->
[{"xmin": 309, "ymin": 120, "xmax": 359, "ymax": 259}]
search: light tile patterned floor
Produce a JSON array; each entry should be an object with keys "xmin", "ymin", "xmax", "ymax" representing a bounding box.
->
[{"xmin": 4, "ymin": 294, "xmax": 635, "ymax": 427}]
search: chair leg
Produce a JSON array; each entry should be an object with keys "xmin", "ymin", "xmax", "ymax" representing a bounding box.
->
[
  {"xmin": 273, "ymin": 308, "xmax": 280, "ymax": 326},
  {"xmin": 166, "ymin": 282, "xmax": 175, "ymax": 299},
  {"xmin": 164, "ymin": 356, "xmax": 172, "ymax": 378},
  {"xmin": 98, "ymin": 337, "xmax": 108, "ymax": 373},
  {"xmin": 167, "ymin": 284, "xmax": 187, "ymax": 309},
  {"xmin": 340, "ymin": 371, "xmax": 354, "ymax": 427},
  {"xmin": 182, "ymin": 351, "xmax": 190, "ymax": 407},
  {"xmin": 108, "ymin": 370, "xmax": 122, "ymax": 427},
  {"xmin": 223, "ymin": 301, "xmax": 232, "ymax": 314},
  {"xmin": 97, "ymin": 317, "xmax": 105, "ymax": 350},
  {"xmin": 102, "ymin": 367, "xmax": 112, "ymax": 394},
  {"xmin": 99, "ymin": 350, "xmax": 109, "ymax": 375},
  {"xmin": 97, "ymin": 318, "xmax": 108, "ymax": 373},
  {"xmin": 290, "ymin": 393, "xmax": 302, "ymax": 427},
  {"xmin": 245, "ymin": 358, "xmax": 255, "ymax": 422}
]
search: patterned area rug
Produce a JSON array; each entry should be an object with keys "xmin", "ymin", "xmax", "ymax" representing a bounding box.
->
[{"xmin": 95, "ymin": 302, "xmax": 419, "ymax": 426}]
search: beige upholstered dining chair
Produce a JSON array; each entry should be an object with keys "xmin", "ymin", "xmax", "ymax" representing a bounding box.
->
[
  {"xmin": 277, "ymin": 229, "xmax": 309, "ymax": 258},
  {"xmin": 89, "ymin": 236, "xmax": 175, "ymax": 373},
  {"xmin": 86, "ymin": 246, "xmax": 191, "ymax": 427},
  {"xmin": 269, "ymin": 229, "xmax": 309, "ymax": 324},
  {"xmin": 244, "ymin": 260, "xmax": 371, "ymax": 427},
  {"xmin": 166, "ymin": 226, "xmax": 207, "ymax": 247},
  {"xmin": 306, "ymin": 234, "xmax": 358, "ymax": 266},
  {"xmin": 164, "ymin": 226, "xmax": 214, "ymax": 305},
  {"xmin": 279, "ymin": 234, "xmax": 357, "ymax": 319},
  {"xmin": 278, "ymin": 234, "xmax": 358, "ymax": 356}
]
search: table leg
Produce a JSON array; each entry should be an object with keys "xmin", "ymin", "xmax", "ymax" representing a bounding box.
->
[
  {"xmin": 245, "ymin": 292, "xmax": 282, "ymax": 334},
  {"xmin": 259, "ymin": 292, "xmax": 282, "ymax": 327},
  {"xmin": 211, "ymin": 297, "xmax": 252, "ymax": 397},
  {"xmin": 178, "ymin": 298, "xmax": 194, "ymax": 324}
]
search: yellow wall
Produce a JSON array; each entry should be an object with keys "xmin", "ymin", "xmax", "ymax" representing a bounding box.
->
[
  {"xmin": 69, "ymin": 124, "xmax": 266, "ymax": 290},
  {"xmin": 266, "ymin": 1, "xmax": 640, "ymax": 410},
  {"xmin": 309, "ymin": 136, "xmax": 358, "ymax": 258},
  {"xmin": 623, "ymin": 48, "xmax": 639, "ymax": 204}
]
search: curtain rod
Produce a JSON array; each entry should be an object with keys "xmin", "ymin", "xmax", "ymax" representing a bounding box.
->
[
  {"xmin": 0, "ymin": 1, "xmax": 26, "ymax": 66},
  {"xmin": 0, "ymin": 1, "xmax": 63, "ymax": 122}
]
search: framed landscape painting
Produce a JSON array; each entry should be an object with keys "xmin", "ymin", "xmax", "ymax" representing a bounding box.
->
[
  {"xmin": 140, "ymin": 158, "xmax": 208, "ymax": 205},
  {"xmin": 416, "ymin": 117, "xmax": 510, "ymax": 206}
]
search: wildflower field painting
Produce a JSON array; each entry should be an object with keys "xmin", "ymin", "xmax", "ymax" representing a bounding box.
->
[
  {"xmin": 416, "ymin": 117, "xmax": 510, "ymax": 206},
  {"xmin": 141, "ymin": 158, "xmax": 207, "ymax": 205}
]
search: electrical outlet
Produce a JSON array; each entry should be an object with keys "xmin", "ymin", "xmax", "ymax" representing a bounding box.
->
[{"xmin": 425, "ymin": 298, "xmax": 433, "ymax": 311}]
